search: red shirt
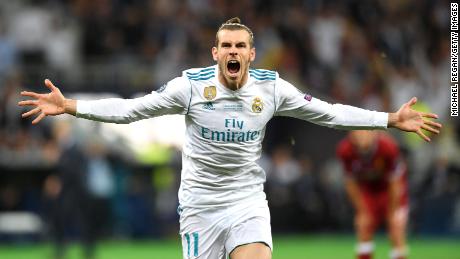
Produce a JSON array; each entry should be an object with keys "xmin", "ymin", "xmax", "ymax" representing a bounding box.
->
[{"xmin": 336, "ymin": 133, "xmax": 407, "ymax": 195}]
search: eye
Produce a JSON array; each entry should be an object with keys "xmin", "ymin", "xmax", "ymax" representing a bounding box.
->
[
  {"xmin": 221, "ymin": 43, "xmax": 231, "ymax": 48},
  {"xmin": 236, "ymin": 43, "xmax": 246, "ymax": 48}
]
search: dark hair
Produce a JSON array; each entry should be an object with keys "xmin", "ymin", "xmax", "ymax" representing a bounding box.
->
[{"xmin": 215, "ymin": 17, "xmax": 254, "ymax": 47}]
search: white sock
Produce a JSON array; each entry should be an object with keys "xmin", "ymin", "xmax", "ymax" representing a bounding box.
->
[
  {"xmin": 389, "ymin": 247, "xmax": 408, "ymax": 259},
  {"xmin": 356, "ymin": 241, "xmax": 374, "ymax": 255}
]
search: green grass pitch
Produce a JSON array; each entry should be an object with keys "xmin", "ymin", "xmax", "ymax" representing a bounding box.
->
[{"xmin": 0, "ymin": 234, "xmax": 459, "ymax": 259}]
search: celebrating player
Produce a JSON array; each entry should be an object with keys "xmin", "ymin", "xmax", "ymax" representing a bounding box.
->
[
  {"xmin": 19, "ymin": 17, "xmax": 440, "ymax": 259},
  {"xmin": 337, "ymin": 131, "xmax": 409, "ymax": 259}
]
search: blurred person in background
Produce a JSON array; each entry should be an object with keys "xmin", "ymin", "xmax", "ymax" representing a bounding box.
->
[
  {"xmin": 43, "ymin": 120, "xmax": 113, "ymax": 259},
  {"xmin": 337, "ymin": 130, "xmax": 408, "ymax": 259},
  {"xmin": 266, "ymin": 144, "xmax": 302, "ymax": 232},
  {"xmin": 19, "ymin": 17, "xmax": 441, "ymax": 259},
  {"xmin": 43, "ymin": 119, "xmax": 91, "ymax": 259}
]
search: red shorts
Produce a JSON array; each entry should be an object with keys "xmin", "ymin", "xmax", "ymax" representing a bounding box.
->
[{"xmin": 362, "ymin": 191, "xmax": 408, "ymax": 229}]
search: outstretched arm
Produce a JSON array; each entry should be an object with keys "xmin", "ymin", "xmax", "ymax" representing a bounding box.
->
[
  {"xmin": 19, "ymin": 77, "xmax": 190, "ymax": 124},
  {"xmin": 18, "ymin": 79, "xmax": 76, "ymax": 124},
  {"xmin": 388, "ymin": 97, "xmax": 442, "ymax": 142}
]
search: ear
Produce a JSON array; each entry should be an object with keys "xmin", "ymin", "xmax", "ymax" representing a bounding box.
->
[
  {"xmin": 212, "ymin": 47, "xmax": 218, "ymax": 61},
  {"xmin": 250, "ymin": 47, "xmax": 256, "ymax": 62}
]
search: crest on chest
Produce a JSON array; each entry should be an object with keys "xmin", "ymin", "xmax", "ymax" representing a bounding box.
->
[
  {"xmin": 203, "ymin": 86, "xmax": 217, "ymax": 100},
  {"xmin": 251, "ymin": 97, "xmax": 264, "ymax": 113}
]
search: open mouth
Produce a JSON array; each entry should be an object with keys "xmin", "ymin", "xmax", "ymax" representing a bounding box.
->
[{"xmin": 227, "ymin": 60, "xmax": 241, "ymax": 75}]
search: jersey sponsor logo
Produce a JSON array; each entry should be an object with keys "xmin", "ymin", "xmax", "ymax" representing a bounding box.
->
[
  {"xmin": 201, "ymin": 127, "xmax": 261, "ymax": 142},
  {"xmin": 201, "ymin": 118, "xmax": 262, "ymax": 143},
  {"xmin": 252, "ymin": 97, "xmax": 264, "ymax": 113},
  {"xmin": 202, "ymin": 102, "xmax": 215, "ymax": 110},
  {"xmin": 203, "ymin": 86, "xmax": 217, "ymax": 100},
  {"xmin": 304, "ymin": 93, "xmax": 312, "ymax": 101}
]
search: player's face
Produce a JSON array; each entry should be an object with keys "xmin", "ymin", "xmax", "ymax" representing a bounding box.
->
[{"xmin": 212, "ymin": 29, "xmax": 255, "ymax": 90}]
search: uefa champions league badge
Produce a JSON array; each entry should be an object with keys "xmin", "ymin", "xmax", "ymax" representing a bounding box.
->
[
  {"xmin": 304, "ymin": 93, "xmax": 312, "ymax": 102},
  {"xmin": 156, "ymin": 84, "xmax": 167, "ymax": 93},
  {"xmin": 204, "ymin": 86, "xmax": 217, "ymax": 100}
]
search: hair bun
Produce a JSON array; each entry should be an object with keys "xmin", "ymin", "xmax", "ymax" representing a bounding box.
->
[{"xmin": 225, "ymin": 17, "xmax": 241, "ymax": 24}]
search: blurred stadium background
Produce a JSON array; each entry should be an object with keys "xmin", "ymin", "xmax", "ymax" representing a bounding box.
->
[{"xmin": 0, "ymin": 0, "xmax": 459, "ymax": 258}]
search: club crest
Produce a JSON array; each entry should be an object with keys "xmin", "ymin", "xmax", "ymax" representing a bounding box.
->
[
  {"xmin": 203, "ymin": 86, "xmax": 217, "ymax": 100},
  {"xmin": 252, "ymin": 97, "xmax": 264, "ymax": 113}
]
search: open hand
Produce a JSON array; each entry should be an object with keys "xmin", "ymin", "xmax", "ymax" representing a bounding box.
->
[
  {"xmin": 388, "ymin": 97, "xmax": 442, "ymax": 142},
  {"xmin": 18, "ymin": 79, "xmax": 67, "ymax": 124}
]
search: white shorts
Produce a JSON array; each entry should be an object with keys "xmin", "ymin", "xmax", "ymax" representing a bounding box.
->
[{"xmin": 178, "ymin": 199, "xmax": 272, "ymax": 259}]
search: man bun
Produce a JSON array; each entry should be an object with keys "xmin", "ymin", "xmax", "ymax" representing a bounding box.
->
[{"xmin": 225, "ymin": 17, "xmax": 242, "ymax": 24}]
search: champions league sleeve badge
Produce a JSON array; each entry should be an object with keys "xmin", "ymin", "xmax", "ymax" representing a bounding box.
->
[
  {"xmin": 156, "ymin": 84, "xmax": 167, "ymax": 93},
  {"xmin": 304, "ymin": 93, "xmax": 312, "ymax": 102}
]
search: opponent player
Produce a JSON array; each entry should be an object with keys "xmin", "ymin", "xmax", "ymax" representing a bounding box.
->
[
  {"xmin": 337, "ymin": 131, "xmax": 408, "ymax": 259},
  {"xmin": 19, "ymin": 17, "xmax": 440, "ymax": 259}
]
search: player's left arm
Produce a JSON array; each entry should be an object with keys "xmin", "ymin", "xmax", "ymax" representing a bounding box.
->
[{"xmin": 274, "ymin": 78, "xmax": 441, "ymax": 142}]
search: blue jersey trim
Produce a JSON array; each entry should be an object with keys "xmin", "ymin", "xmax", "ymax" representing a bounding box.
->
[
  {"xmin": 187, "ymin": 74, "xmax": 215, "ymax": 81},
  {"xmin": 186, "ymin": 66, "xmax": 216, "ymax": 80},
  {"xmin": 186, "ymin": 78, "xmax": 193, "ymax": 115},
  {"xmin": 186, "ymin": 66, "xmax": 214, "ymax": 75},
  {"xmin": 187, "ymin": 70, "xmax": 214, "ymax": 79},
  {"xmin": 250, "ymin": 69, "xmax": 276, "ymax": 76},
  {"xmin": 249, "ymin": 69, "xmax": 276, "ymax": 81},
  {"xmin": 249, "ymin": 73, "xmax": 276, "ymax": 81}
]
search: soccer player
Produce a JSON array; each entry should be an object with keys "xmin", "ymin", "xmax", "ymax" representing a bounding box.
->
[
  {"xmin": 19, "ymin": 17, "xmax": 440, "ymax": 259},
  {"xmin": 336, "ymin": 130, "xmax": 408, "ymax": 259}
]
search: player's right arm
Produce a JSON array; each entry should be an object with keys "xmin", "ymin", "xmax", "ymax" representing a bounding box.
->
[
  {"xmin": 19, "ymin": 78, "xmax": 191, "ymax": 124},
  {"xmin": 345, "ymin": 177, "xmax": 365, "ymax": 213}
]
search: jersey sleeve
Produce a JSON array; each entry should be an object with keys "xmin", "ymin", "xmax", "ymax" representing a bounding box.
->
[
  {"xmin": 274, "ymin": 77, "xmax": 388, "ymax": 130},
  {"xmin": 76, "ymin": 76, "xmax": 191, "ymax": 123}
]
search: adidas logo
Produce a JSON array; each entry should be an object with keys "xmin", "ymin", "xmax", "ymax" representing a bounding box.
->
[{"xmin": 202, "ymin": 102, "xmax": 215, "ymax": 110}]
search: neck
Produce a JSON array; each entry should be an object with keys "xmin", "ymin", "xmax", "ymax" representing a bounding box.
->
[{"xmin": 218, "ymin": 70, "xmax": 248, "ymax": 91}]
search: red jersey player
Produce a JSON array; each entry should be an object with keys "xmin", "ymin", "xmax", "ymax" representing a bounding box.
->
[{"xmin": 337, "ymin": 130, "xmax": 408, "ymax": 259}]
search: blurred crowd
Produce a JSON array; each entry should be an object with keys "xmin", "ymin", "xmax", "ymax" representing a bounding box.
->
[{"xmin": 0, "ymin": 0, "xmax": 459, "ymax": 247}]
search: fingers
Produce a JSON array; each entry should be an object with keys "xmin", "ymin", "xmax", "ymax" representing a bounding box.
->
[
  {"xmin": 20, "ymin": 91, "xmax": 40, "ymax": 99},
  {"xmin": 18, "ymin": 99, "xmax": 38, "ymax": 107},
  {"xmin": 32, "ymin": 112, "xmax": 46, "ymax": 125},
  {"xmin": 421, "ymin": 112, "xmax": 439, "ymax": 119},
  {"xmin": 416, "ymin": 129, "xmax": 430, "ymax": 142},
  {"xmin": 421, "ymin": 124, "xmax": 440, "ymax": 134},
  {"xmin": 22, "ymin": 107, "xmax": 41, "ymax": 118},
  {"xmin": 20, "ymin": 79, "xmax": 57, "ymax": 99},
  {"xmin": 44, "ymin": 79, "xmax": 57, "ymax": 91},
  {"xmin": 407, "ymin": 97, "xmax": 417, "ymax": 107},
  {"xmin": 424, "ymin": 119, "xmax": 442, "ymax": 131}
]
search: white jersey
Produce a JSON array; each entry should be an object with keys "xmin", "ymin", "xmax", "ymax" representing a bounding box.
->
[{"xmin": 77, "ymin": 65, "xmax": 388, "ymax": 209}]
